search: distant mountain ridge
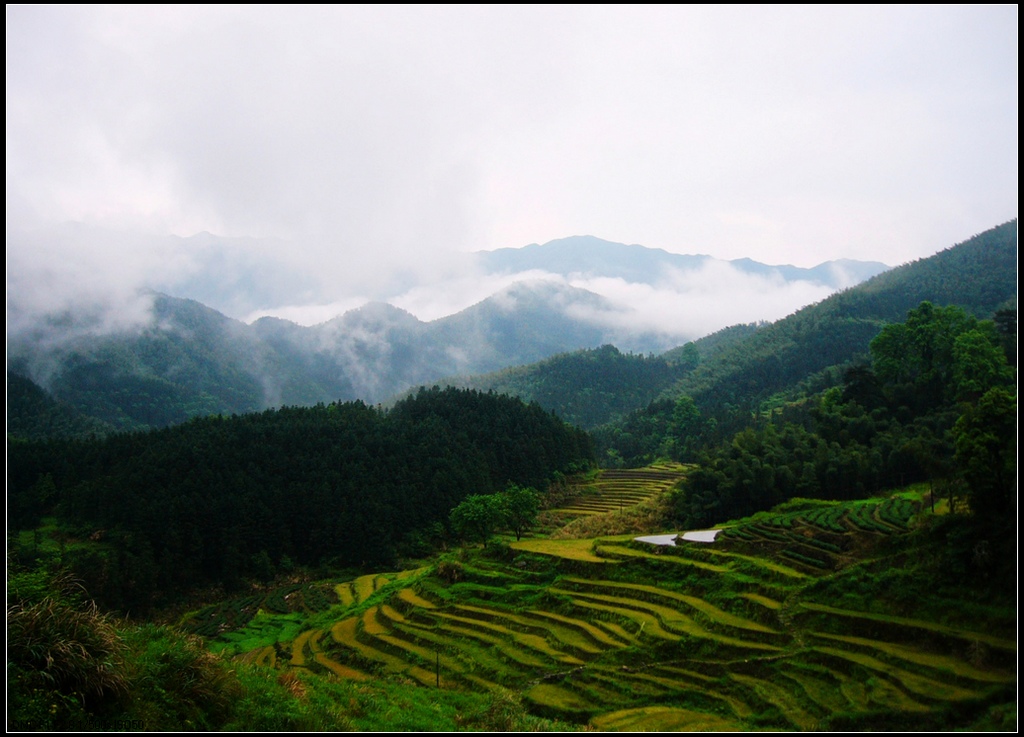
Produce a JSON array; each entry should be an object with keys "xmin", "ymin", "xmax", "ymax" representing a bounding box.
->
[
  {"xmin": 431, "ymin": 221, "xmax": 1017, "ymax": 439},
  {"xmin": 125, "ymin": 229, "xmax": 887, "ymax": 319},
  {"xmin": 7, "ymin": 232, "xmax": 901, "ymax": 436},
  {"xmin": 476, "ymin": 235, "xmax": 888, "ymax": 289},
  {"xmin": 7, "ymin": 280, "xmax": 630, "ymax": 431}
]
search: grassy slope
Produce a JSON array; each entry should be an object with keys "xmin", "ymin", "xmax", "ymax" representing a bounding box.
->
[{"xmin": 179, "ymin": 470, "xmax": 1015, "ymax": 732}]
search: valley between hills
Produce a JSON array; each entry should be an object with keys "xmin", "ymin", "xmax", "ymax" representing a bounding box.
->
[{"xmin": 7, "ymin": 221, "xmax": 1017, "ymax": 731}]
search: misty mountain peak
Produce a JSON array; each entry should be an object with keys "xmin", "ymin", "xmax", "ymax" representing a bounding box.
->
[
  {"xmin": 343, "ymin": 301, "xmax": 421, "ymax": 325},
  {"xmin": 476, "ymin": 279, "xmax": 620, "ymax": 314},
  {"xmin": 475, "ymin": 236, "xmax": 889, "ymax": 289}
]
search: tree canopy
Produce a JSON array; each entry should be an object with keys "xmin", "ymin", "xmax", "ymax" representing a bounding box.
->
[
  {"xmin": 672, "ymin": 300, "xmax": 1016, "ymax": 531},
  {"xmin": 449, "ymin": 483, "xmax": 542, "ymax": 546},
  {"xmin": 8, "ymin": 387, "xmax": 593, "ymax": 612}
]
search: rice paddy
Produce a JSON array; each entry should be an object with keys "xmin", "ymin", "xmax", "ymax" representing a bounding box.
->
[
  {"xmin": 546, "ymin": 463, "xmax": 689, "ymax": 520},
  {"xmin": 193, "ymin": 469, "xmax": 1014, "ymax": 730}
]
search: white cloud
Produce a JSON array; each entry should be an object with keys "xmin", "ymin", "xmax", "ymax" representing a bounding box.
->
[
  {"xmin": 390, "ymin": 269, "xmax": 561, "ymax": 322},
  {"xmin": 6, "ymin": 6, "xmax": 1016, "ymax": 342},
  {"xmin": 243, "ymin": 298, "xmax": 370, "ymax": 328},
  {"xmin": 561, "ymin": 265, "xmax": 835, "ymax": 345},
  {"xmin": 6, "ymin": 222, "xmax": 171, "ymax": 337}
]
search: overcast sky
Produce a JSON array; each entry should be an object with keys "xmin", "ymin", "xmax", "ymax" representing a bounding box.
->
[{"xmin": 6, "ymin": 5, "xmax": 1018, "ymax": 330}]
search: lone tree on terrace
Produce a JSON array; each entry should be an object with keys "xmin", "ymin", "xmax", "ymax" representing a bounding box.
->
[
  {"xmin": 502, "ymin": 483, "xmax": 541, "ymax": 541},
  {"xmin": 449, "ymin": 483, "xmax": 542, "ymax": 546}
]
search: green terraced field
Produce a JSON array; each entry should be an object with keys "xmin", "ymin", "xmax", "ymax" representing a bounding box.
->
[
  {"xmin": 546, "ymin": 464, "xmax": 689, "ymax": 521},
  {"xmin": 715, "ymin": 493, "xmax": 928, "ymax": 574},
  {"xmin": 510, "ymin": 537, "xmax": 619, "ymax": 562},
  {"xmin": 198, "ymin": 472, "xmax": 1013, "ymax": 731}
]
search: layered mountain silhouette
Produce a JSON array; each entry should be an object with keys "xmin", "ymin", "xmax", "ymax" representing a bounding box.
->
[
  {"xmin": 476, "ymin": 235, "xmax": 887, "ymax": 288},
  {"xmin": 450, "ymin": 222, "xmax": 1017, "ymax": 434},
  {"xmin": 134, "ymin": 232, "xmax": 889, "ymax": 319},
  {"xmin": 7, "ymin": 233, "xmax": 906, "ymax": 435},
  {"xmin": 8, "ymin": 280, "xmax": 630, "ymax": 431}
]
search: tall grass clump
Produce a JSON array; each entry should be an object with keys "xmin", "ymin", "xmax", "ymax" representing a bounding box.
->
[
  {"xmin": 8, "ymin": 568, "xmax": 248, "ymax": 731},
  {"xmin": 7, "ymin": 570, "xmax": 129, "ymax": 730},
  {"xmin": 119, "ymin": 625, "xmax": 242, "ymax": 729}
]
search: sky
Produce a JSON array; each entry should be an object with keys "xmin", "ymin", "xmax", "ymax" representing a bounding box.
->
[{"xmin": 6, "ymin": 5, "xmax": 1018, "ymax": 333}]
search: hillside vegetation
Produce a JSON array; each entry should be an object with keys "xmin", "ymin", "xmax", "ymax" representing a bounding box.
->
[
  {"xmin": 427, "ymin": 222, "xmax": 1016, "ymax": 457},
  {"xmin": 8, "ymin": 388, "xmax": 594, "ymax": 613},
  {"xmin": 10, "ymin": 472, "xmax": 1014, "ymax": 731},
  {"xmin": 7, "ymin": 221, "xmax": 1016, "ymax": 731},
  {"xmin": 594, "ymin": 220, "xmax": 1016, "ymax": 465},
  {"xmin": 6, "ymin": 281, "xmax": 615, "ymax": 431},
  {"xmin": 443, "ymin": 345, "xmax": 690, "ymax": 429}
]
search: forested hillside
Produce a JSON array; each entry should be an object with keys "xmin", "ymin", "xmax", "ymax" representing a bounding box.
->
[
  {"xmin": 8, "ymin": 388, "xmax": 594, "ymax": 613},
  {"xmin": 436, "ymin": 325, "xmax": 765, "ymax": 431},
  {"xmin": 441, "ymin": 345, "xmax": 688, "ymax": 429},
  {"xmin": 8, "ymin": 295, "xmax": 286, "ymax": 430},
  {"xmin": 673, "ymin": 301, "xmax": 1015, "ymax": 536},
  {"xmin": 594, "ymin": 220, "xmax": 1017, "ymax": 464},
  {"xmin": 673, "ymin": 220, "xmax": 1017, "ymax": 420},
  {"xmin": 6, "ymin": 283, "xmax": 620, "ymax": 433},
  {"xmin": 6, "ymin": 372, "xmax": 115, "ymax": 440}
]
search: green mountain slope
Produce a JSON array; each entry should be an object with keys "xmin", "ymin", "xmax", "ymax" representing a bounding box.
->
[
  {"xmin": 435, "ymin": 345, "xmax": 686, "ymax": 429},
  {"xmin": 7, "ymin": 282, "xmax": 629, "ymax": 436},
  {"xmin": 6, "ymin": 372, "xmax": 114, "ymax": 440},
  {"xmin": 592, "ymin": 220, "xmax": 1016, "ymax": 463},
  {"xmin": 672, "ymin": 220, "xmax": 1016, "ymax": 418},
  {"xmin": 424, "ymin": 221, "xmax": 1015, "ymax": 445}
]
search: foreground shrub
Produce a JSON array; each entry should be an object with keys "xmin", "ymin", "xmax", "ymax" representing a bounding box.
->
[
  {"xmin": 7, "ymin": 574, "xmax": 129, "ymax": 730},
  {"xmin": 119, "ymin": 625, "xmax": 242, "ymax": 729},
  {"xmin": 7, "ymin": 569, "xmax": 246, "ymax": 731}
]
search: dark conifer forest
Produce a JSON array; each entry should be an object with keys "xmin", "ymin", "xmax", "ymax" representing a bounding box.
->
[{"xmin": 8, "ymin": 388, "xmax": 593, "ymax": 612}]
